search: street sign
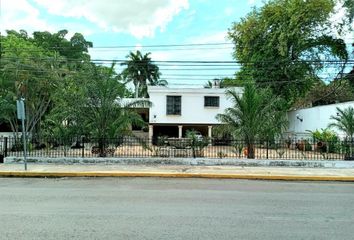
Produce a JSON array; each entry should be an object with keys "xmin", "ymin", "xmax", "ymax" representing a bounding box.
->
[
  {"xmin": 16, "ymin": 99, "xmax": 25, "ymax": 120},
  {"xmin": 16, "ymin": 99, "xmax": 27, "ymax": 170}
]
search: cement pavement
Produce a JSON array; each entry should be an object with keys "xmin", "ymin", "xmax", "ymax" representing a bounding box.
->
[
  {"xmin": 1, "ymin": 163, "xmax": 354, "ymax": 181},
  {"xmin": 1, "ymin": 178, "xmax": 354, "ymax": 240}
]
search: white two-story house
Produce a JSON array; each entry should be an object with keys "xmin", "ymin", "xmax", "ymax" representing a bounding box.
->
[{"xmin": 146, "ymin": 85, "xmax": 243, "ymax": 140}]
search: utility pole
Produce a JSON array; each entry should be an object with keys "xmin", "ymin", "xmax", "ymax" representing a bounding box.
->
[{"xmin": 16, "ymin": 98, "xmax": 27, "ymax": 170}]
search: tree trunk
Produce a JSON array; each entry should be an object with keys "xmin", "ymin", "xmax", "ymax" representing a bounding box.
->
[
  {"xmin": 247, "ymin": 142, "xmax": 255, "ymax": 159},
  {"xmin": 98, "ymin": 138, "xmax": 107, "ymax": 157},
  {"xmin": 135, "ymin": 81, "xmax": 140, "ymax": 98}
]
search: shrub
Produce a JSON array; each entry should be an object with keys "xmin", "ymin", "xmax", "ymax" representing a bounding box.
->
[
  {"xmin": 186, "ymin": 130, "xmax": 209, "ymax": 158},
  {"xmin": 308, "ymin": 128, "xmax": 339, "ymax": 153},
  {"xmin": 296, "ymin": 140, "xmax": 312, "ymax": 151}
]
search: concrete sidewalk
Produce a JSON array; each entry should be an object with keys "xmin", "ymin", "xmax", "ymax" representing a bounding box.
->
[{"xmin": 1, "ymin": 163, "xmax": 354, "ymax": 181}]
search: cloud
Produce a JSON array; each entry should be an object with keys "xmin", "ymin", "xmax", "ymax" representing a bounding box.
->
[
  {"xmin": 33, "ymin": 0, "xmax": 189, "ymax": 38},
  {"xmin": 0, "ymin": 0, "xmax": 95, "ymax": 38},
  {"xmin": 224, "ymin": 7, "xmax": 234, "ymax": 16},
  {"xmin": 88, "ymin": 31, "xmax": 235, "ymax": 87},
  {"xmin": 187, "ymin": 31, "xmax": 230, "ymax": 44},
  {"xmin": 149, "ymin": 31, "xmax": 235, "ymax": 85},
  {"xmin": 0, "ymin": 0, "xmax": 53, "ymax": 33},
  {"xmin": 329, "ymin": 1, "xmax": 354, "ymax": 43}
]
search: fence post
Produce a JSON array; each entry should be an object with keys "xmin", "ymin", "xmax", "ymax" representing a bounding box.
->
[
  {"xmin": 266, "ymin": 139, "xmax": 269, "ymax": 159},
  {"xmin": 81, "ymin": 136, "xmax": 85, "ymax": 158},
  {"xmin": 4, "ymin": 137, "xmax": 8, "ymax": 157}
]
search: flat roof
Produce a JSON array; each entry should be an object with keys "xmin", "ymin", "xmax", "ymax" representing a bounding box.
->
[{"xmin": 147, "ymin": 86, "xmax": 243, "ymax": 94}]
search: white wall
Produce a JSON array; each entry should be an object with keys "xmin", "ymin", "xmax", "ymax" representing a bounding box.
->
[
  {"xmin": 0, "ymin": 133, "xmax": 20, "ymax": 152},
  {"xmin": 148, "ymin": 86, "xmax": 242, "ymax": 125},
  {"xmin": 287, "ymin": 101, "xmax": 354, "ymax": 138}
]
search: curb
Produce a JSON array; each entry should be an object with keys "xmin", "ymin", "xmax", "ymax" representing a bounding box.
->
[
  {"xmin": 5, "ymin": 157, "xmax": 354, "ymax": 169},
  {"xmin": 0, "ymin": 171, "xmax": 354, "ymax": 182},
  {"xmin": 5, "ymin": 157, "xmax": 354, "ymax": 168}
]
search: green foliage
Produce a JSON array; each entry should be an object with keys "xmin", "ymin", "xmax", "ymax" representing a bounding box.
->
[
  {"xmin": 42, "ymin": 62, "xmax": 150, "ymax": 156},
  {"xmin": 0, "ymin": 29, "xmax": 93, "ymax": 137},
  {"xmin": 329, "ymin": 107, "xmax": 354, "ymax": 141},
  {"xmin": 0, "ymin": 33, "xmax": 64, "ymax": 135},
  {"xmin": 308, "ymin": 128, "xmax": 339, "ymax": 153},
  {"xmin": 293, "ymin": 79, "xmax": 354, "ymax": 108},
  {"xmin": 228, "ymin": 0, "xmax": 350, "ymax": 105},
  {"xmin": 157, "ymin": 136, "xmax": 169, "ymax": 146},
  {"xmin": 204, "ymin": 78, "xmax": 250, "ymax": 89},
  {"xmin": 304, "ymin": 140, "xmax": 313, "ymax": 152},
  {"xmin": 44, "ymin": 63, "xmax": 150, "ymax": 140},
  {"xmin": 232, "ymin": 142, "xmax": 244, "ymax": 157},
  {"xmin": 31, "ymin": 30, "xmax": 92, "ymax": 62},
  {"xmin": 1, "ymin": 29, "xmax": 153, "ymax": 157},
  {"xmin": 216, "ymin": 84, "xmax": 288, "ymax": 158},
  {"xmin": 121, "ymin": 51, "xmax": 162, "ymax": 98},
  {"xmin": 310, "ymin": 128, "xmax": 338, "ymax": 142},
  {"xmin": 185, "ymin": 130, "xmax": 209, "ymax": 158}
]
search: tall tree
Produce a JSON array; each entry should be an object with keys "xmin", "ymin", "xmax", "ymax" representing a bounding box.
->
[
  {"xmin": 329, "ymin": 107, "xmax": 354, "ymax": 141},
  {"xmin": 31, "ymin": 30, "xmax": 93, "ymax": 62},
  {"xmin": 121, "ymin": 50, "xmax": 161, "ymax": 98},
  {"xmin": 44, "ymin": 63, "xmax": 150, "ymax": 156},
  {"xmin": 228, "ymin": 0, "xmax": 350, "ymax": 105},
  {"xmin": 0, "ymin": 33, "xmax": 66, "ymax": 136},
  {"xmin": 216, "ymin": 84, "xmax": 287, "ymax": 158}
]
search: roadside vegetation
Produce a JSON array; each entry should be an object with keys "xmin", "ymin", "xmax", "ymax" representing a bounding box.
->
[{"xmin": 0, "ymin": 0, "xmax": 353, "ymax": 159}]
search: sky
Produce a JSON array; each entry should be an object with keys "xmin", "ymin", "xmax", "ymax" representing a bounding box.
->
[
  {"xmin": 0, "ymin": 0, "xmax": 353, "ymax": 87},
  {"xmin": 0, "ymin": 0, "xmax": 266, "ymax": 87}
]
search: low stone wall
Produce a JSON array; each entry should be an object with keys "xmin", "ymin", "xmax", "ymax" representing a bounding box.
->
[{"xmin": 4, "ymin": 156, "xmax": 354, "ymax": 168}]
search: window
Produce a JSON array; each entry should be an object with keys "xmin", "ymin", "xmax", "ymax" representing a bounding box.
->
[
  {"xmin": 204, "ymin": 96, "xmax": 219, "ymax": 107},
  {"xmin": 166, "ymin": 96, "xmax": 181, "ymax": 115}
]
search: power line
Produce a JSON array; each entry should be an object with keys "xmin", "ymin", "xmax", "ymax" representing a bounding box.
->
[
  {"xmin": 2, "ymin": 56, "xmax": 353, "ymax": 65},
  {"xmin": 0, "ymin": 67, "xmax": 344, "ymax": 82},
  {"xmin": 91, "ymin": 42, "xmax": 234, "ymax": 48},
  {"xmin": 2, "ymin": 62, "xmax": 352, "ymax": 75},
  {"xmin": 89, "ymin": 47, "xmax": 234, "ymax": 51},
  {"xmin": 0, "ymin": 42, "xmax": 234, "ymax": 50}
]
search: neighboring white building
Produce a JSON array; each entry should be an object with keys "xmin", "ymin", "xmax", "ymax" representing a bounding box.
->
[
  {"xmin": 139, "ymin": 86, "xmax": 243, "ymax": 139},
  {"xmin": 286, "ymin": 101, "xmax": 354, "ymax": 139}
]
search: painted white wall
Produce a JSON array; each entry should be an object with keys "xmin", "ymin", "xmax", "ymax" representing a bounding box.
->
[
  {"xmin": 0, "ymin": 132, "xmax": 18, "ymax": 138},
  {"xmin": 0, "ymin": 133, "xmax": 21, "ymax": 152},
  {"xmin": 287, "ymin": 101, "xmax": 354, "ymax": 139},
  {"xmin": 148, "ymin": 86, "xmax": 242, "ymax": 125}
]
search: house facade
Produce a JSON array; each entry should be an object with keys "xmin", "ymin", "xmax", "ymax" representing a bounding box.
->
[
  {"xmin": 143, "ymin": 86, "xmax": 243, "ymax": 140},
  {"xmin": 286, "ymin": 101, "xmax": 354, "ymax": 139}
]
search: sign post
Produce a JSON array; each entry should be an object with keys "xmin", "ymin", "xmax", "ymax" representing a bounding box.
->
[{"xmin": 16, "ymin": 99, "xmax": 27, "ymax": 171}]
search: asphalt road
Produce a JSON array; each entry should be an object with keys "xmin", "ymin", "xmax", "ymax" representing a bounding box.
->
[{"xmin": 0, "ymin": 178, "xmax": 353, "ymax": 240}]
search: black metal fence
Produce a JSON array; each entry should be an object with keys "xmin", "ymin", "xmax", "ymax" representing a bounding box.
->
[{"xmin": 1, "ymin": 136, "xmax": 353, "ymax": 160}]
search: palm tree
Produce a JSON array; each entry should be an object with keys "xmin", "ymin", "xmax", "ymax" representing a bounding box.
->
[
  {"xmin": 46, "ymin": 62, "xmax": 151, "ymax": 157},
  {"xmin": 150, "ymin": 78, "xmax": 168, "ymax": 86},
  {"xmin": 204, "ymin": 78, "xmax": 227, "ymax": 88},
  {"xmin": 121, "ymin": 50, "xmax": 161, "ymax": 98},
  {"xmin": 204, "ymin": 80, "xmax": 213, "ymax": 88},
  {"xmin": 139, "ymin": 78, "xmax": 168, "ymax": 98},
  {"xmin": 329, "ymin": 107, "xmax": 354, "ymax": 141},
  {"xmin": 216, "ymin": 84, "xmax": 287, "ymax": 158}
]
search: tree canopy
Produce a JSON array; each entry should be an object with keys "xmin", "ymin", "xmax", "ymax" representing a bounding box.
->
[
  {"xmin": 0, "ymin": 33, "xmax": 66, "ymax": 135},
  {"xmin": 121, "ymin": 50, "xmax": 162, "ymax": 98},
  {"xmin": 216, "ymin": 84, "xmax": 287, "ymax": 158},
  {"xmin": 0, "ymin": 29, "xmax": 151, "ymax": 148},
  {"xmin": 228, "ymin": 0, "xmax": 351, "ymax": 105}
]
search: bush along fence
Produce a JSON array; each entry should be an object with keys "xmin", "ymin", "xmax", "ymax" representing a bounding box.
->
[{"xmin": 0, "ymin": 136, "xmax": 354, "ymax": 160}]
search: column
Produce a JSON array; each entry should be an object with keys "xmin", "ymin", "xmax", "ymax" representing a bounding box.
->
[
  {"xmin": 178, "ymin": 125, "xmax": 183, "ymax": 139},
  {"xmin": 148, "ymin": 125, "xmax": 153, "ymax": 145},
  {"xmin": 208, "ymin": 125, "xmax": 213, "ymax": 138},
  {"xmin": 208, "ymin": 125, "xmax": 213, "ymax": 145}
]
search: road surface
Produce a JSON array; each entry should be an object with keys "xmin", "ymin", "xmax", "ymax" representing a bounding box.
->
[{"xmin": 0, "ymin": 177, "xmax": 353, "ymax": 239}]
